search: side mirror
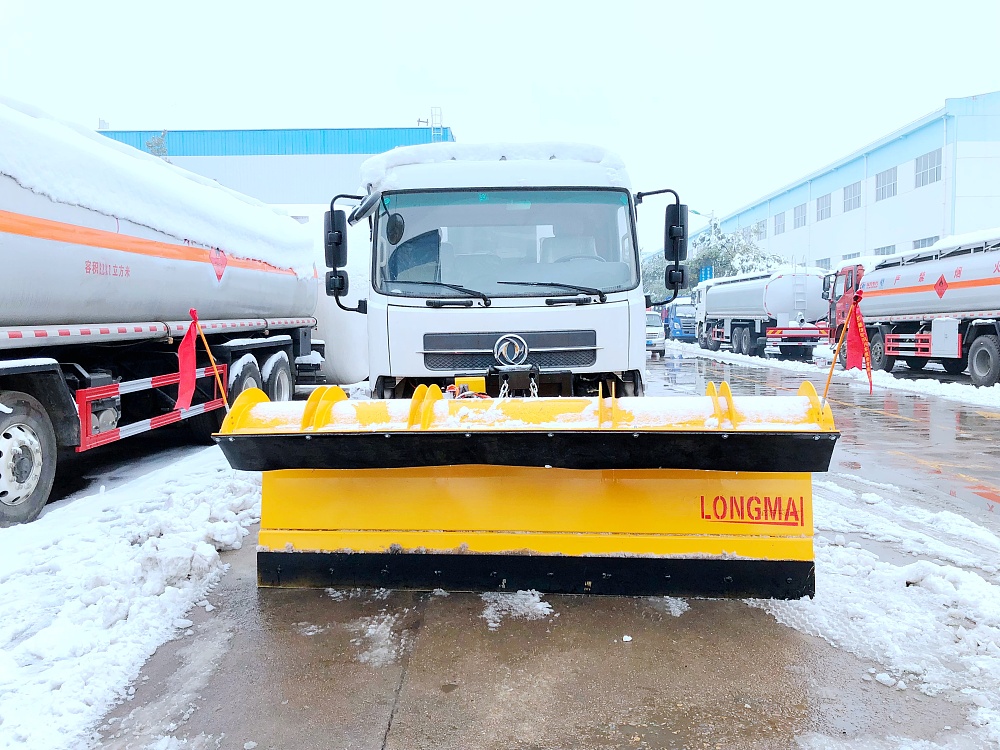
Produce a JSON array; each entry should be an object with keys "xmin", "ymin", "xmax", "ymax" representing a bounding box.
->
[
  {"xmin": 325, "ymin": 210, "xmax": 348, "ymax": 269},
  {"xmin": 347, "ymin": 191, "xmax": 381, "ymax": 226},
  {"xmin": 326, "ymin": 269, "xmax": 349, "ymax": 297},
  {"xmin": 664, "ymin": 204, "xmax": 688, "ymax": 262},
  {"xmin": 664, "ymin": 265, "xmax": 686, "ymax": 292},
  {"xmin": 644, "ymin": 293, "xmax": 652, "ymax": 308}
]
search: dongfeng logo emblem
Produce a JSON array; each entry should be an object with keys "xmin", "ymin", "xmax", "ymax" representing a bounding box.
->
[{"xmin": 494, "ymin": 334, "xmax": 529, "ymax": 365}]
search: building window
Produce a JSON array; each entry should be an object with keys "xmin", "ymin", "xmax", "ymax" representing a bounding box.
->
[
  {"xmin": 773, "ymin": 212, "xmax": 785, "ymax": 235},
  {"xmin": 915, "ymin": 149, "xmax": 942, "ymax": 188},
  {"xmin": 793, "ymin": 203, "xmax": 807, "ymax": 228},
  {"xmin": 816, "ymin": 193, "xmax": 831, "ymax": 221},
  {"xmin": 739, "ymin": 226, "xmax": 752, "ymax": 241},
  {"xmin": 842, "ymin": 252, "xmax": 861, "ymax": 260},
  {"xmin": 875, "ymin": 167, "xmax": 897, "ymax": 201},
  {"xmin": 873, "ymin": 245, "xmax": 896, "ymax": 256},
  {"xmin": 753, "ymin": 219, "xmax": 766, "ymax": 241},
  {"xmin": 815, "ymin": 258, "xmax": 831, "ymax": 270},
  {"xmin": 913, "ymin": 236, "xmax": 939, "ymax": 249},
  {"xmin": 843, "ymin": 181, "xmax": 861, "ymax": 212}
]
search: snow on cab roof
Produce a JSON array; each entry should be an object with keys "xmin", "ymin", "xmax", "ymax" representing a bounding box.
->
[
  {"xmin": 0, "ymin": 98, "xmax": 315, "ymax": 275},
  {"xmin": 359, "ymin": 142, "xmax": 631, "ymax": 193}
]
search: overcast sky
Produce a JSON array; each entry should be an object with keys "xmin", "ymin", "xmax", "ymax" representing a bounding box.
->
[{"xmin": 2, "ymin": 0, "xmax": 999, "ymax": 249}]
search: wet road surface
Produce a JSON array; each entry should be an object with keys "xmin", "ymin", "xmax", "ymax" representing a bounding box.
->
[{"xmin": 95, "ymin": 348, "xmax": 1000, "ymax": 749}]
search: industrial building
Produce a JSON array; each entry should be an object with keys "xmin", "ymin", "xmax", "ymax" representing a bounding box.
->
[
  {"xmin": 695, "ymin": 91, "xmax": 1000, "ymax": 269},
  {"xmin": 99, "ymin": 118, "xmax": 456, "ymax": 217}
]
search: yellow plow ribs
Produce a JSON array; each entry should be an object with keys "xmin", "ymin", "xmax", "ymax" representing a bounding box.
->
[{"xmin": 216, "ymin": 382, "xmax": 838, "ymax": 598}]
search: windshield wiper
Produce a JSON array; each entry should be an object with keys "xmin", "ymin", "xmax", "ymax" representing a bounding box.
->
[
  {"xmin": 497, "ymin": 280, "xmax": 607, "ymax": 303},
  {"xmin": 392, "ymin": 280, "xmax": 491, "ymax": 307}
]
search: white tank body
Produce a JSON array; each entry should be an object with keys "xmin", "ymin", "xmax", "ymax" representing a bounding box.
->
[
  {"xmin": 0, "ymin": 174, "xmax": 318, "ymax": 326},
  {"xmin": 859, "ymin": 247, "xmax": 1000, "ymax": 319},
  {"xmin": 704, "ymin": 268, "xmax": 827, "ymax": 326}
]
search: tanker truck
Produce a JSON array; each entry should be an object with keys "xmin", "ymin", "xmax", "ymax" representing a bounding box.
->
[
  {"xmin": 0, "ymin": 99, "xmax": 321, "ymax": 525},
  {"xmin": 824, "ymin": 229, "xmax": 1000, "ymax": 386},
  {"xmin": 694, "ymin": 267, "xmax": 829, "ymax": 358}
]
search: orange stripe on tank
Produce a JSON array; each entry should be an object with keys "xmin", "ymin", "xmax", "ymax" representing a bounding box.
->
[
  {"xmin": 865, "ymin": 276, "xmax": 1000, "ymax": 297},
  {"xmin": 0, "ymin": 208, "xmax": 294, "ymax": 275}
]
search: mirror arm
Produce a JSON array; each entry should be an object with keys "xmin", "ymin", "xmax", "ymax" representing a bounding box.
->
[{"xmin": 334, "ymin": 295, "xmax": 367, "ymax": 315}]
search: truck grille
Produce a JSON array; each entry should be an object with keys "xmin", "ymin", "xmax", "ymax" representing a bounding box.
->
[
  {"xmin": 681, "ymin": 320, "xmax": 696, "ymax": 334},
  {"xmin": 422, "ymin": 330, "xmax": 597, "ymax": 371}
]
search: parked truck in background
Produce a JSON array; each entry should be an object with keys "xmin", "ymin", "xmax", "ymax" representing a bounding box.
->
[
  {"xmin": 663, "ymin": 296, "xmax": 697, "ymax": 341},
  {"xmin": 0, "ymin": 100, "xmax": 321, "ymax": 526},
  {"xmin": 824, "ymin": 229, "xmax": 1000, "ymax": 386},
  {"xmin": 694, "ymin": 267, "xmax": 829, "ymax": 358},
  {"xmin": 322, "ymin": 142, "xmax": 688, "ymax": 399}
]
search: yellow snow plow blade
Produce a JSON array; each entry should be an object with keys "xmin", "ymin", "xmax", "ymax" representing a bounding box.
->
[{"xmin": 216, "ymin": 382, "xmax": 838, "ymax": 598}]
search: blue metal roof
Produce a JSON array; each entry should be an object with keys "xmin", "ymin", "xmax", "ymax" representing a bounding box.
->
[{"xmin": 98, "ymin": 127, "xmax": 456, "ymax": 156}]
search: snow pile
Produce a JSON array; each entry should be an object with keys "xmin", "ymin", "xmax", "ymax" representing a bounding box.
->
[
  {"xmin": 0, "ymin": 448, "xmax": 260, "ymax": 750},
  {"xmin": 480, "ymin": 590, "xmax": 554, "ymax": 631},
  {"xmin": 0, "ymin": 98, "xmax": 314, "ymax": 275},
  {"xmin": 750, "ymin": 475, "xmax": 1000, "ymax": 745},
  {"xmin": 647, "ymin": 596, "xmax": 691, "ymax": 618},
  {"xmin": 360, "ymin": 141, "xmax": 631, "ymax": 192}
]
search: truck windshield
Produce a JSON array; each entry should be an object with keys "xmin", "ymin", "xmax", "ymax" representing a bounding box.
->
[
  {"xmin": 646, "ymin": 313, "xmax": 662, "ymax": 327},
  {"xmin": 373, "ymin": 189, "xmax": 639, "ymax": 299},
  {"xmin": 673, "ymin": 305, "xmax": 695, "ymax": 317}
]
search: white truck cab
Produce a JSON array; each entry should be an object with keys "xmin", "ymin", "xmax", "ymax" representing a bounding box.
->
[{"xmin": 324, "ymin": 143, "xmax": 687, "ymax": 398}]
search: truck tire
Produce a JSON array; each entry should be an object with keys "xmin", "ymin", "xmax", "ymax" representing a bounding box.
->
[
  {"xmin": 0, "ymin": 391, "xmax": 57, "ymax": 527},
  {"xmin": 869, "ymin": 332, "xmax": 896, "ymax": 372},
  {"xmin": 262, "ymin": 352, "xmax": 293, "ymax": 402},
  {"xmin": 838, "ymin": 339, "xmax": 848, "ymax": 368},
  {"xmin": 904, "ymin": 357, "xmax": 928, "ymax": 371},
  {"xmin": 732, "ymin": 327, "xmax": 744, "ymax": 355},
  {"xmin": 942, "ymin": 358, "xmax": 967, "ymax": 375},
  {"xmin": 969, "ymin": 335, "xmax": 1000, "ymax": 387},
  {"xmin": 740, "ymin": 328, "xmax": 752, "ymax": 356}
]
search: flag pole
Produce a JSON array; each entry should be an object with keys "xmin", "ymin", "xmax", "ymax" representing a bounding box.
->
[
  {"xmin": 822, "ymin": 299, "xmax": 854, "ymax": 402},
  {"xmin": 190, "ymin": 308, "xmax": 230, "ymax": 412}
]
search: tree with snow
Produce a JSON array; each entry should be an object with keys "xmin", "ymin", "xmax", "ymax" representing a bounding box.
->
[
  {"xmin": 145, "ymin": 130, "xmax": 170, "ymax": 161},
  {"xmin": 687, "ymin": 219, "xmax": 786, "ymax": 279}
]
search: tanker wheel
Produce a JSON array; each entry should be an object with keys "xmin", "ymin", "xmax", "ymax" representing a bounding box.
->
[
  {"xmin": 969, "ymin": 335, "xmax": 1000, "ymax": 387},
  {"xmin": 942, "ymin": 357, "xmax": 967, "ymax": 375},
  {"xmin": 904, "ymin": 357, "xmax": 928, "ymax": 371},
  {"xmin": 0, "ymin": 391, "xmax": 57, "ymax": 527},
  {"xmin": 869, "ymin": 332, "xmax": 896, "ymax": 372},
  {"xmin": 730, "ymin": 328, "xmax": 744, "ymax": 355},
  {"xmin": 838, "ymin": 339, "xmax": 848, "ymax": 368},
  {"xmin": 263, "ymin": 353, "xmax": 293, "ymax": 402},
  {"xmin": 740, "ymin": 328, "xmax": 752, "ymax": 356}
]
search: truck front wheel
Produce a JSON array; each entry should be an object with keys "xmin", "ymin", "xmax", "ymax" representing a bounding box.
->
[
  {"xmin": 869, "ymin": 332, "xmax": 896, "ymax": 372},
  {"xmin": 969, "ymin": 335, "xmax": 1000, "ymax": 387},
  {"xmin": 0, "ymin": 391, "xmax": 57, "ymax": 527}
]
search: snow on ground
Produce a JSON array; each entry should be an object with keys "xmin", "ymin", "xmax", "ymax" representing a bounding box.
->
[
  {"xmin": 4, "ymin": 426, "xmax": 1000, "ymax": 746},
  {"xmin": 750, "ymin": 475, "xmax": 1000, "ymax": 747},
  {"xmin": 480, "ymin": 590, "xmax": 554, "ymax": 631},
  {"xmin": 0, "ymin": 447, "xmax": 260, "ymax": 750},
  {"xmin": 667, "ymin": 339, "xmax": 1000, "ymax": 410}
]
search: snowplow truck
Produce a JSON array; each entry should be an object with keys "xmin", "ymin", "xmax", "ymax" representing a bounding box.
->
[
  {"xmin": 824, "ymin": 229, "xmax": 1000, "ymax": 386},
  {"xmin": 215, "ymin": 143, "xmax": 839, "ymax": 598},
  {"xmin": 694, "ymin": 268, "xmax": 829, "ymax": 358}
]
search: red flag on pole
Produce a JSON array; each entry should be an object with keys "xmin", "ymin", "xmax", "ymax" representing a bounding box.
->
[
  {"xmin": 176, "ymin": 308, "xmax": 199, "ymax": 411},
  {"xmin": 844, "ymin": 290, "xmax": 873, "ymax": 393}
]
